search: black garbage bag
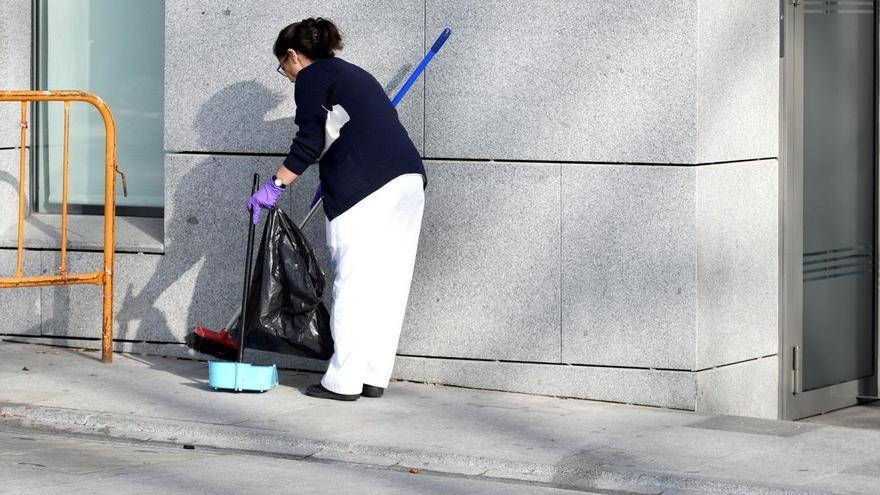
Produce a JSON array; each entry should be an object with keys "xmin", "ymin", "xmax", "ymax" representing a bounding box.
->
[{"xmin": 227, "ymin": 206, "xmax": 334, "ymax": 360}]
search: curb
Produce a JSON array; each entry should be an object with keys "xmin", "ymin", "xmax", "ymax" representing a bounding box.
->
[{"xmin": 0, "ymin": 403, "xmax": 818, "ymax": 495}]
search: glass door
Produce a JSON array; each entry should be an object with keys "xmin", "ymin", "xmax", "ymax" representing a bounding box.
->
[{"xmin": 782, "ymin": 0, "xmax": 879, "ymax": 420}]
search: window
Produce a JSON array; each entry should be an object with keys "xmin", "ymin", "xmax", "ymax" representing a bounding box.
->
[{"xmin": 34, "ymin": 0, "xmax": 164, "ymax": 217}]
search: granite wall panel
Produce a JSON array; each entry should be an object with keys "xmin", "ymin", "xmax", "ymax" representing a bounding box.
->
[{"xmin": 164, "ymin": 0, "xmax": 425, "ymax": 154}]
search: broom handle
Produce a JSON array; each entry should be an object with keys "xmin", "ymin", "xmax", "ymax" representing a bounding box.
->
[
  {"xmin": 392, "ymin": 27, "xmax": 451, "ymax": 106},
  {"xmin": 299, "ymin": 27, "xmax": 452, "ymax": 228},
  {"xmin": 238, "ymin": 173, "xmax": 260, "ymax": 363}
]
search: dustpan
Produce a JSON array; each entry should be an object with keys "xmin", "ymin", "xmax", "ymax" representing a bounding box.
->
[
  {"xmin": 208, "ymin": 173, "xmax": 278, "ymax": 392},
  {"xmin": 208, "ymin": 360, "xmax": 277, "ymax": 392}
]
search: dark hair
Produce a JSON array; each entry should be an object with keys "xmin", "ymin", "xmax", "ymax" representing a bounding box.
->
[{"xmin": 273, "ymin": 17, "xmax": 343, "ymax": 60}]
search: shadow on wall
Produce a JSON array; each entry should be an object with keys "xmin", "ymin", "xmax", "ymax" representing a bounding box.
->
[
  {"xmin": 115, "ymin": 81, "xmax": 295, "ymax": 344},
  {"xmin": 112, "ymin": 63, "xmax": 416, "ymax": 345},
  {"xmin": 26, "ymin": 60, "xmax": 415, "ymax": 351},
  {"xmin": 174, "ymin": 67, "xmax": 412, "ymax": 154},
  {"xmin": 0, "ymin": 169, "xmax": 15, "ymax": 186},
  {"xmin": 0, "ymin": 163, "xmax": 24, "ymax": 236},
  {"xmin": 182, "ymin": 80, "xmax": 295, "ymax": 153}
]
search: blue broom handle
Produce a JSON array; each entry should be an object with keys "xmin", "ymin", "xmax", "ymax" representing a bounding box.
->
[
  {"xmin": 391, "ymin": 27, "xmax": 451, "ymax": 106},
  {"xmin": 303, "ymin": 28, "xmax": 452, "ymax": 215}
]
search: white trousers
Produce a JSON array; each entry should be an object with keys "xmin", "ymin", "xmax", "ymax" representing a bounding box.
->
[{"xmin": 320, "ymin": 173, "xmax": 425, "ymax": 395}]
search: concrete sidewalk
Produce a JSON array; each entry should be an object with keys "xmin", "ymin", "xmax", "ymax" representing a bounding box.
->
[{"xmin": 1, "ymin": 340, "xmax": 878, "ymax": 494}]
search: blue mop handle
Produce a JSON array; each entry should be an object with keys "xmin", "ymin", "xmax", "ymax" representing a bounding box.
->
[{"xmin": 306, "ymin": 28, "xmax": 452, "ymax": 211}]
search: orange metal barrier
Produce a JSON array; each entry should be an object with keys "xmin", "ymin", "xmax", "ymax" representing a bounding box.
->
[{"xmin": 0, "ymin": 91, "xmax": 126, "ymax": 363}]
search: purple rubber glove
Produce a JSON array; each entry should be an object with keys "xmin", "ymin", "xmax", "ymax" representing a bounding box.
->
[{"xmin": 246, "ymin": 179, "xmax": 285, "ymax": 224}]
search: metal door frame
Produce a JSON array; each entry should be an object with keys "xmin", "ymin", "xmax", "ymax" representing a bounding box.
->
[{"xmin": 780, "ymin": 0, "xmax": 880, "ymax": 421}]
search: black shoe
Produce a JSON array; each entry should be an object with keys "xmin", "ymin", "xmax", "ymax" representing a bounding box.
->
[
  {"xmin": 305, "ymin": 383, "xmax": 360, "ymax": 401},
  {"xmin": 361, "ymin": 384, "xmax": 385, "ymax": 398}
]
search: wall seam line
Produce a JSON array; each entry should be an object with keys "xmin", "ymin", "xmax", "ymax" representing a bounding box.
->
[
  {"xmin": 694, "ymin": 1, "xmax": 702, "ymax": 391},
  {"xmin": 559, "ymin": 164, "xmax": 563, "ymax": 363},
  {"xmin": 694, "ymin": 167, "xmax": 701, "ymax": 379},
  {"xmin": 395, "ymin": 352, "xmax": 696, "ymax": 373},
  {"xmin": 694, "ymin": 353, "xmax": 779, "ymax": 373},
  {"xmin": 423, "ymin": 0, "xmax": 427, "ymax": 157},
  {"xmin": 164, "ymin": 150, "xmax": 779, "ymax": 167}
]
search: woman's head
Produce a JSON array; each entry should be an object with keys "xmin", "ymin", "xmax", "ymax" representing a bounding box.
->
[{"xmin": 274, "ymin": 17, "xmax": 343, "ymax": 82}]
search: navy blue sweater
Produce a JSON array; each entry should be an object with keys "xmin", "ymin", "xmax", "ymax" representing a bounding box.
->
[{"xmin": 282, "ymin": 57, "xmax": 426, "ymax": 221}]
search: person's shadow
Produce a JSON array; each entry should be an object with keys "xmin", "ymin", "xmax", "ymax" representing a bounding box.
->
[
  {"xmin": 116, "ymin": 81, "xmax": 301, "ymax": 351},
  {"xmin": 117, "ymin": 62, "xmax": 414, "ymax": 374}
]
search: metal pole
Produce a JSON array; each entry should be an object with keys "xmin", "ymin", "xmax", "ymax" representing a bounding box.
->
[
  {"xmin": 297, "ymin": 201, "xmax": 323, "ymax": 230},
  {"xmin": 97, "ymin": 95, "xmax": 118, "ymax": 364},
  {"xmin": 16, "ymin": 102, "xmax": 27, "ymax": 277},
  {"xmin": 60, "ymin": 101, "xmax": 70, "ymax": 274}
]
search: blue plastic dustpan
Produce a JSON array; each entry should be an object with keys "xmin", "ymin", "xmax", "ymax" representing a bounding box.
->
[
  {"xmin": 207, "ymin": 174, "xmax": 278, "ymax": 394},
  {"xmin": 208, "ymin": 360, "xmax": 278, "ymax": 392}
]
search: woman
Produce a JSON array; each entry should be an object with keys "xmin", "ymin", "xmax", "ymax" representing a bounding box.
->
[{"xmin": 247, "ymin": 17, "xmax": 426, "ymax": 401}]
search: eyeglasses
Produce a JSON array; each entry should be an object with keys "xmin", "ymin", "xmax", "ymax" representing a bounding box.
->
[{"xmin": 276, "ymin": 54, "xmax": 288, "ymax": 77}]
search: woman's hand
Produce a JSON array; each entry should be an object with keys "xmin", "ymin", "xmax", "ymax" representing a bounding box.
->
[
  {"xmin": 246, "ymin": 179, "xmax": 285, "ymax": 224},
  {"xmin": 246, "ymin": 165, "xmax": 299, "ymax": 224}
]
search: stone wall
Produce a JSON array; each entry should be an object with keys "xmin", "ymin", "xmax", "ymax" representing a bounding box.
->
[
  {"xmin": 0, "ymin": 0, "xmax": 32, "ymax": 234},
  {"xmin": 0, "ymin": 0, "xmax": 781, "ymax": 418}
]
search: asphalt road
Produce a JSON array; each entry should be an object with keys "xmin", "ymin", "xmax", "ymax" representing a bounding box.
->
[{"xmin": 0, "ymin": 427, "xmax": 604, "ymax": 495}]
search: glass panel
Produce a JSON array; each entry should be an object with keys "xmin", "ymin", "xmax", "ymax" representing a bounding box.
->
[
  {"xmin": 38, "ymin": 0, "xmax": 164, "ymax": 212},
  {"xmin": 802, "ymin": 1, "xmax": 876, "ymax": 391}
]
